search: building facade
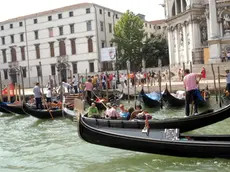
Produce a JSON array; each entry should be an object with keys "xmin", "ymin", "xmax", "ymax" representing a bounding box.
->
[
  {"xmin": 0, "ymin": 3, "xmax": 165, "ymax": 87},
  {"xmin": 164, "ymin": 0, "xmax": 229, "ymax": 66}
]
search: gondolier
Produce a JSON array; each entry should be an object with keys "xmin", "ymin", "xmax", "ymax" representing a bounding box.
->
[
  {"xmin": 183, "ymin": 69, "xmax": 202, "ymax": 116},
  {"xmin": 33, "ymin": 82, "xmax": 42, "ymax": 109},
  {"xmin": 219, "ymin": 69, "xmax": 230, "ymax": 93}
]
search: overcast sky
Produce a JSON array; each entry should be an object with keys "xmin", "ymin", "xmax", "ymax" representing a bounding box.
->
[{"xmin": 0, "ymin": 0, "xmax": 165, "ymax": 22}]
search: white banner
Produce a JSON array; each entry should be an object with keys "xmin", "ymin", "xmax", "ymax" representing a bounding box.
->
[{"xmin": 100, "ymin": 47, "xmax": 116, "ymax": 62}]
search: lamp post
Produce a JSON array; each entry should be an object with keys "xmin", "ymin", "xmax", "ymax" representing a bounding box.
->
[
  {"xmin": 116, "ymin": 48, "xmax": 120, "ymax": 84},
  {"xmin": 126, "ymin": 60, "xmax": 130, "ymax": 103}
]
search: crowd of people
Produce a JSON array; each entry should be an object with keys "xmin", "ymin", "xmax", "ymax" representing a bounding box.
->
[{"xmin": 87, "ymin": 102, "xmax": 151, "ymax": 120}]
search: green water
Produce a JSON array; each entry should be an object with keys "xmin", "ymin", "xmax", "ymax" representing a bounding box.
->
[{"xmin": 1, "ymin": 98, "xmax": 230, "ymax": 172}]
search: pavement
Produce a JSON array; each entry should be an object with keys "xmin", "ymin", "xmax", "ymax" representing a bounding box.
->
[{"xmin": 14, "ymin": 78, "xmax": 226, "ymax": 96}]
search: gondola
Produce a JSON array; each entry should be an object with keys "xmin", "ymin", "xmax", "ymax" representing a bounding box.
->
[
  {"xmin": 78, "ymin": 116, "xmax": 230, "ymax": 158},
  {"xmin": 22, "ymin": 103, "xmax": 63, "ymax": 119},
  {"xmin": 139, "ymin": 89, "xmax": 161, "ymax": 108},
  {"xmin": 87, "ymin": 91, "xmax": 124, "ymax": 110},
  {"xmin": 79, "ymin": 104, "xmax": 230, "ymax": 133},
  {"xmin": 0, "ymin": 101, "xmax": 28, "ymax": 115},
  {"xmin": 162, "ymin": 87, "xmax": 209, "ymax": 107},
  {"xmin": 63, "ymin": 107, "xmax": 77, "ymax": 121}
]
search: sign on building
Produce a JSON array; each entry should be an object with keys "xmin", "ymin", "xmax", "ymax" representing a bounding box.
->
[{"xmin": 100, "ymin": 47, "xmax": 116, "ymax": 62}]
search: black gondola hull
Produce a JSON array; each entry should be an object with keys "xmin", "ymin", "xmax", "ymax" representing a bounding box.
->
[
  {"xmin": 78, "ymin": 116, "xmax": 230, "ymax": 158},
  {"xmin": 0, "ymin": 102, "xmax": 27, "ymax": 115},
  {"xmin": 140, "ymin": 89, "xmax": 161, "ymax": 108},
  {"xmin": 81, "ymin": 104, "xmax": 230, "ymax": 133}
]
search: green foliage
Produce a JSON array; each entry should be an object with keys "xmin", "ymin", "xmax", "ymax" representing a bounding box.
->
[
  {"xmin": 142, "ymin": 34, "xmax": 169, "ymax": 67},
  {"xmin": 111, "ymin": 10, "xmax": 145, "ymax": 70}
]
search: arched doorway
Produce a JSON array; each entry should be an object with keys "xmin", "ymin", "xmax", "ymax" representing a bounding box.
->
[
  {"xmin": 9, "ymin": 68, "xmax": 18, "ymax": 84},
  {"xmin": 58, "ymin": 63, "xmax": 67, "ymax": 82}
]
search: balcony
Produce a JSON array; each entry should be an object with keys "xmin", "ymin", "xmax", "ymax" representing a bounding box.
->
[
  {"xmin": 8, "ymin": 61, "xmax": 19, "ymax": 68},
  {"xmin": 56, "ymin": 55, "xmax": 68, "ymax": 64}
]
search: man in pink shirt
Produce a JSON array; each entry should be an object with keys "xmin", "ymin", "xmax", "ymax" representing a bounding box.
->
[{"xmin": 183, "ymin": 69, "xmax": 202, "ymax": 116}]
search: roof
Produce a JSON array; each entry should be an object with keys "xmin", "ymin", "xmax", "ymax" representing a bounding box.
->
[
  {"xmin": 0, "ymin": 3, "xmax": 91, "ymax": 24},
  {"xmin": 149, "ymin": 19, "xmax": 166, "ymax": 25}
]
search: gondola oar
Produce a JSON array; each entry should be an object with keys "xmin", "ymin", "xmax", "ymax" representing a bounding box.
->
[{"xmin": 217, "ymin": 66, "xmax": 222, "ymax": 108}]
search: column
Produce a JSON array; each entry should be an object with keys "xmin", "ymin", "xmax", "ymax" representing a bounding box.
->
[
  {"xmin": 220, "ymin": 21, "xmax": 223, "ymax": 37},
  {"xmin": 209, "ymin": 0, "xmax": 219, "ymax": 38},
  {"xmin": 183, "ymin": 23, "xmax": 188, "ymax": 63},
  {"xmin": 193, "ymin": 22, "xmax": 201, "ymax": 48},
  {"xmin": 181, "ymin": 0, "xmax": 184, "ymax": 12},
  {"xmin": 175, "ymin": 26, "xmax": 180, "ymax": 64},
  {"xmin": 167, "ymin": 28, "xmax": 174, "ymax": 65},
  {"xmin": 175, "ymin": 0, "xmax": 178, "ymax": 15},
  {"xmin": 188, "ymin": 22, "xmax": 193, "ymax": 62},
  {"xmin": 206, "ymin": 17, "xmax": 211, "ymax": 40},
  {"xmin": 208, "ymin": 0, "xmax": 221, "ymax": 63}
]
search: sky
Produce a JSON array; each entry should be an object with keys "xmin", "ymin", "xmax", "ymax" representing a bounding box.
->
[{"xmin": 0, "ymin": 0, "xmax": 165, "ymax": 22}]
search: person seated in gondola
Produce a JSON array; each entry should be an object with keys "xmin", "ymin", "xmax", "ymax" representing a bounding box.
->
[
  {"xmin": 201, "ymin": 86, "xmax": 210, "ymax": 100},
  {"xmin": 87, "ymin": 102, "xmax": 99, "ymax": 118},
  {"xmin": 105, "ymin": 103, "xmax": 120, "ymax": 119},
  {"xmin": 119, "ymin": 104, "xmax": 129, "ymax": 120},
  {"xmin": 129, "ymin": 105, "xmax": 143, "ymax": 120},
  {"xmin": 135, "ymin": 111, "xmax": 152, "ymax": 120}
]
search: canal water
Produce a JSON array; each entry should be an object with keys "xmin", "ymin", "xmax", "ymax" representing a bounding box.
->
[{"xmin": 1, "ymin": 97, "xmax": 230, "ymax": 172}]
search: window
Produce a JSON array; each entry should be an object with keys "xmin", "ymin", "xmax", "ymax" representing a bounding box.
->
[
  {"xmin": 49, "ymin": 42, "xmax": 55, "ymax": 57},
  {"xmin": 36, "ymin": 66, "xmax": 41, "ymax": 77},
  {"xmin": 59, "ymin": 26, "xmax": 63, "ymax": 36},
  {"xmin": 59, "ymin": 40, "xmax": 66, "ymax": 56},
  {"xmin": 110, "ymin": 43, "xmax": 113, "ymax": 47},
  {"xmin": 21, "ymin": 46, "xmax": 25, "ymax": 60},
  {"xmin": 86, "ymin": 21, "xmax": 92, "ymax": 31},
  {"xmin": 20, "ymin": 33, "xmax": 24, "ymax": 42},
  {"xmin": 150, "ymin": 34, "xmax": 154, "ymax": 38},
  {"xmin": 108, "ymin": 12, "xmax": 111, "ymax": 17},
  {"xmin": 22, "ymin": 67, "xmax": 27, "ymax": 77},
  {"xmin": 1, "ymin": 37, "xmax": 5, "ymax": 45},
  {"xmin": 100, "ymin": 21, "xmax": 104, "ymax": 32},
  {"xmin": 70, "ymin": 39, "xmax": 76, "ymax": 55},
  {"xmin": 86, "ymin": 8, "xmax": 90, "ymax": 14},
  {"xmin": 101, "ymin": 41, "xmax": 105, "ymax": 48},
  {"xmin": 34, "ymin": 31, "xmax": 39, "ymax": 40},
  {"xmin": 145, "ymin": 23, "xmax": 147, "ymax": 27},
  {"xmin": 72, "ymin": 63, "xmax": 78, "ymax": 74},
  {"xmin": 10, "ymin": 24, "xmax": 13, "ymax": 29},
  {"xmin": 109, "ymin": 23, "xmax": 112, "ymax": 33},
  {"xmin": 3, "ymin": 69, "xmax": 8, "ymax": 79},
  {"xmin": 149, "ymin": 24, "xmax": 151, "ymax": 28},
  {"xmin": 34, "ymin": 19, "xmax": 37, "ymax": 24},
  {"xmin": 115, "ymin": 14, "xmax": 118, "ymax": 19},
  {"xmin": 1, "ymin": 26, "xmax": 4, "ymax": 30},
  {"xmin": 88, "ymin": 37, "xmax": 93, "ymax": 52},
  {"xmin": 19, "ymin": 22, "xmax": 23, "ymax": 27},
  {"xmin": 58, "ymin": 14, "xmax": 62, "ymax": 19},
  {"xmin": 69, "ymin": 11, "xmax": 73, "ymax": 17},
  {"xmin": 89, "ymin": 62, "xmax": 94, "ymax": 73},
  {"xmin": 70, "ymin": 24, "xmax": 75, "ymax": 34},
  {"xmin": 2, "ymin": 49, "xmax": 7, "ymax": 63},
  {"xmin": 51, "ymin": 64, "xmax": 56, "ymax": 75},
  {"xmin": 99, "ymin": 9, "xmax": 102, "ymax": 14},
  {"xmin": 35, "ymin": 44, "xmax": 40, "ymax": 59},
  {"xmin": 48, "ymin": 16, "xmax": 52, "ymax": 21},
  {"xmin": 158, "ymin": 26, "xmax": 161, "ymax": 29},
  {"xmin": 10, "ymin": 35, "xmax": 14, "ymax": 43},
  {"xmin": 11, "ymin": 48, "xmax": 17, "ymax": 62},
  {"xmin": 48, "ymin": 28, "xmax": 53, "ymax": 37}
]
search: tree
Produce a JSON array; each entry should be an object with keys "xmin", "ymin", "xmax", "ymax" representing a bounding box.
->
[
  {"xmin": 142, "ymin": 34, "xmax": 169, "ymax": 68},
  {"xmin": 112, "ymin": 10, "xmax": 145, "ymax": 71}
]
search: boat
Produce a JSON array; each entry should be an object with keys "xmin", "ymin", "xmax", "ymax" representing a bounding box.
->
[
  {"xmin": 78, "ymin": 117, "xmax": 230, "ymax": 158},
  {"xmin": 87, "ymin": 91, "xmax": 124, "ymax": 110},
  {"xmin": 162, "ymin": 87, "xmax": 209, "ymax": 107},
  {"xmin": 63, "ymin": 107, "xmax": 77, "ymax": 121},
  {"xmin": 79, "ymin": 104, "xmax": 230, "ymax": 133},
  {"xmin": 0, "ymin": 101, "xmax": 28, "ymax": 115},
  {"xmin": 22, "ymin": 103, "xmax": 63, "ymax": 119},
  {"xmin": 139, "ymin": 89, "xmax": 161, "ymax": 108}
]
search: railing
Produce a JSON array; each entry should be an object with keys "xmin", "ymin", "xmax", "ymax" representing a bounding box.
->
[
  {"xmin": 8, "ymin": 61, "xmax": 19, "ymax": 68},
  {"xmin": 56, "ymin": 55, "xmax": 68, "ymax": 63}
]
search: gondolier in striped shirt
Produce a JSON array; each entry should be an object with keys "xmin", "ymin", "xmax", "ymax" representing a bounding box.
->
[{"xmin": 183, "ymin": 69, "xmax": 202, "ymax": 116}]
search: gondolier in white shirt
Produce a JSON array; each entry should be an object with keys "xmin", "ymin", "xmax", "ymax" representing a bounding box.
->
[{"xmin": 220, "ymin": 69, "xmax": 230, "ymax": 93}]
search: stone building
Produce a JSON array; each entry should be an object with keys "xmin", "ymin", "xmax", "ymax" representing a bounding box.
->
[
  {"xmin": 0, "ymin": 3, "xmax": 165, "ymax": 87},
  {"xmin": 164, "ymin": 0, "xmax": 230, "ymax": 66}
]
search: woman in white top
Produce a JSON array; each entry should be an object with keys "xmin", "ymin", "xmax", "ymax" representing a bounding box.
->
[{"xmin": 46, "ymin": 88, "xmax": 52, "ymax": 108}]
